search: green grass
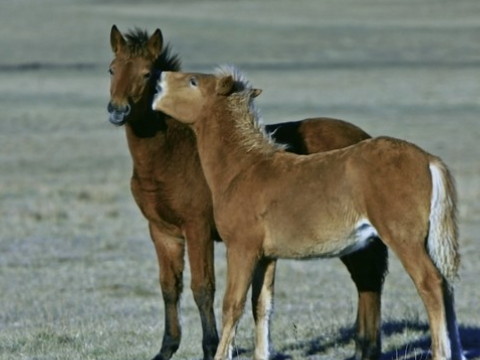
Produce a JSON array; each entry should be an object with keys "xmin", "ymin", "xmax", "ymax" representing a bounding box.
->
[{"xmin": 1, "ymin": 0, "xmax": 480, "ymax": 359}]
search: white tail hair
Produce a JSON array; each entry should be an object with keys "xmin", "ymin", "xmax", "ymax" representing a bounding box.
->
[{"xmin": 428, "ymin": 159, "xmax": 460, "ymax": 284}]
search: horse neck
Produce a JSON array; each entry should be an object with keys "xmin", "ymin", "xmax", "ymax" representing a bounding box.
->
[
  {"xmin": 125, "ymin": 106, "xmax": 196, "ymax": 180},
  {"xmin": 194, "ymin": 101, "xmax": 276, "ymax": 194}
]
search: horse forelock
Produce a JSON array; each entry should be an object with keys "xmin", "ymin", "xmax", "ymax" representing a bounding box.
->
[
  {"xmin": 214, "ymin": 65, "xmax": 285, "ymax": 153},
  {"xmin": 123, "ymin": 28, "xmax": 181, "ymax": 71},
  {"xmin": 123, "ymin": 28, "xmax": 150, "ymax": 56}
]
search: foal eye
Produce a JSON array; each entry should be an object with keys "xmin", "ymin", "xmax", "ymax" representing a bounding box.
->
[{"xmin": 189, "ymin": 77, "xmax": 198, "ymax": 87}]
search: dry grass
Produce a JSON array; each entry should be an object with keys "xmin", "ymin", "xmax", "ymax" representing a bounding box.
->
[{"xmin": 1, "ymin": 1, "xmax": 479, "ymax": 359}]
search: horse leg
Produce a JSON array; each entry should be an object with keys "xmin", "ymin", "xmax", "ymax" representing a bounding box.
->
[
  {"xmin": 388, "ymin": 239, "xmax": 452, "ymax": 360},
  {"xmin": 340, "ymin": 237, "xmax": 387, "ymax": 360},
  {"xmin": 149, "ymin": 222, "xmax": 185, "ymax": 360},
  {"xmin": 185, "ymin": 223, "xmax": 219, "ymax": 360},
  {"xmin": 443, "ymin": 283, "xmax": 466, "ymax": 360},
  {"xmin": 251, "ymin": 258, "xmax": 277, "ymax": 360},
  {"xmin": 215, "ymin": 247, "xmax": 259, "ymax": 360}
]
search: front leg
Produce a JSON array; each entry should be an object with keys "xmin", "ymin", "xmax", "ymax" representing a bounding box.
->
[
  {"xmin": 251, "ymin": 258, "xmax": 277, "ymax": 360},
  {"xmin": 149, "ymin": 222, "xmax": 185, "ymax": 360},
  {"xmin": 215, "ymin": 247, "xmax": 259, "ymax": 360},
  {"xmin": 185, "ymin": 223, "xmax": 219, "ymax": 360}
]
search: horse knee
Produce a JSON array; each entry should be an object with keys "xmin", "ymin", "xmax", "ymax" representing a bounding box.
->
[
  {"xmin": 191, "ymin": 281, "xmax": 215, "ymax": 305},
  {"xmin": 223, "ymin": 297, "xmax": 246, "ymax": 323},
  {"xmin": 159, "ymin": 278, "xmax": 181, "ymax": 300}
]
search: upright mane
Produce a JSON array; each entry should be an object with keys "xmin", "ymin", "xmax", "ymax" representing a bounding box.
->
[
  {"xmin": 215, "ymin": 66, "xmax": 285, "ymax": 154},
  {"xmin": 124, "ymin": 28, "xmax": 181, "ymax": 72}
]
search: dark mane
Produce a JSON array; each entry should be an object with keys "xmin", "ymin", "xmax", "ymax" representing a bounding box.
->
[
  {"xmin": 156, "ymin": 44, "xmax": 181, "ymax": 72},
  {"xmin": 124, "ymin": 28, "xmax": 181, "ymax": 72}
]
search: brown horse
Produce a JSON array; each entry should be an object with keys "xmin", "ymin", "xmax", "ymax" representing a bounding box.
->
[
  {"xmin": 151, "ymin": 69, "xmax": 465, "ymax": 360},
  {"xmin": 108, "ymin": 26, "xmax": 387, "ymax": 360}
]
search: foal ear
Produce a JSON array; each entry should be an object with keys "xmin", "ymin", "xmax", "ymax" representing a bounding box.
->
[
  {"xmin": 110, "ymin": 25, "xmax": 126, "ymax": 54},
  {"xmin": 251, "ymin": 88, "xmax": 262, "ymax": 98},
  {"xmin": 147, "ymin": 28, "xmax": 164, "ymax": 59},
  {"xmin": 216, "ymin": 75, "xmax": 235, "ymax": 96}
]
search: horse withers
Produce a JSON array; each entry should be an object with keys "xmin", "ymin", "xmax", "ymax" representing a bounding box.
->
[{"xmin": 152, "ymin": 69, "xmax": 465, "ymax": 360}]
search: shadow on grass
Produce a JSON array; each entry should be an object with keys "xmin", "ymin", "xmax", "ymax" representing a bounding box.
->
[{"xmin": 257, "ymin": 321, "xmax": 480, "ymax": 360}]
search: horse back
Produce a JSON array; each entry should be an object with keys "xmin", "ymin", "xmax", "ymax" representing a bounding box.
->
[{"xmin": 266, "ymin": 117, "xmax": 371, "ymax": 154}]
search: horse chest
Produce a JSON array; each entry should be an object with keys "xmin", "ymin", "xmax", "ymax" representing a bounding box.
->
[
  {"xmin": 131, "ymin": 177, "xmax": 184, "ymax": 230},
  {"xmin": 131, "ymin": 173, "xmax": 213, "ymax": 233}
]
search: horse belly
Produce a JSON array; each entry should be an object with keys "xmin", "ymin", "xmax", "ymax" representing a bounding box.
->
[{"xmin": 264, "ymin": 219, "xmax": 378, "ymax": 259}]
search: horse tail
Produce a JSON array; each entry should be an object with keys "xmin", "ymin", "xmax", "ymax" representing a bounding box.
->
[{"xmin": 427, "ymin": 158, "xmax": 460, "ymax": 284}]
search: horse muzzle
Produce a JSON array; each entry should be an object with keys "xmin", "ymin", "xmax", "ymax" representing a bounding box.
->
[{"xmin": 107, "ymin": 102, "xmax": 131, "ymax": 126}]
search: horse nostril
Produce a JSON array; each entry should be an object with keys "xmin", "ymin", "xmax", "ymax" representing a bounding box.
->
[{"xmin": 108, "ymin": 102, "xmax": 131, "ymax": 115}]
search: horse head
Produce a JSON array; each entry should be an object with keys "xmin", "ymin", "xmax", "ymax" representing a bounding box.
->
[
  {"xmin": 107, "ymin": 25, "xmax": 163, "ymax": 126},
  {"xmin": 152, "ymin": 70, "xmax": 262, "ymax": 126}
]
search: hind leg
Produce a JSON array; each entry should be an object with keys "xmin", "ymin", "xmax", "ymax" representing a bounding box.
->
[
  {"xmin": 251, "ymin": 258, "xmax": 277, "ymax": 360},
  {"xmin": 340, "ymin": 237, "xmax": 387, "ymax": 360},
  {"xmin": 443, "ymin": 283, "xmax": 466, "ymax": 360},
  {"xmin": 389, "ymin": 239, "xmax": 452, "ymax": 360}
]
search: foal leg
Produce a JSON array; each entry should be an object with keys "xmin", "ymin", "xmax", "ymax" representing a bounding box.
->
[
  {"xmin": 340, "ymin": 237, "xmax": 387, "ymax": 360},
  {"xmin": 215, "ymin": 247, "xmax": 259, "ymax": 360},
  {"xmin": 443, "ymin": 283, "xmax": 466, "ymax": 360},
  {"xmin": 150, "ymin": 223, "xmax": 185, "ymax": 360},
  {"xmin": 251, "ymin": 258, "xmax": 277, "ymax": 360},
  {"xmin": 185, "ymin": 223, "xmax": 219, "ymax": 360},
  {"xmin": 389, "ymin": 240, "xmax": 452, "ymax": 360}
]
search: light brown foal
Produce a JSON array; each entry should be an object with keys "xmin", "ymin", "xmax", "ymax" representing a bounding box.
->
[{"xmin": 152, "ymin": 69, "xmax": 465, "ymax": 360}]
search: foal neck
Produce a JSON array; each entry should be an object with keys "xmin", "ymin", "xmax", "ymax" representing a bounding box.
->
[{"xmin": 194, "ymin": 95, "xmax": 280, "ymax": 193}]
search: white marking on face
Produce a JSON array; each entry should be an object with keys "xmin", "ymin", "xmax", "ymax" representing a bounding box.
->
[{"xmin": 151, "ymin": 73, "xmax": 167, "ymax": 110}]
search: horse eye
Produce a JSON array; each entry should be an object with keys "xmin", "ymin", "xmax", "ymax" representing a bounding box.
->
[
  {"xmin": 108, "ymin": 68, "xmax": 114, "ymax": 75},
  {"xmin": 189, "ymin": 77, "xmax": 198, "ymax": 87},
  {"xmin": 144, "ymin": 72, "xmax": 151, "ymax": 79}
]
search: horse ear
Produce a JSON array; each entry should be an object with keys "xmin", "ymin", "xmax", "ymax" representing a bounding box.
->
[
  {"xmin": 110, "ymin": 25, "xmax": 126, "ymax": 54},
  {"xmin": 216, "ymin": 75, "xmax": 235, "ymax": 96},
  {"xmin": 251, "ymin": 89, "xmax": 262, "ymax": 98},
  {"xmin": 147, "ymin": 28, "xmax": 163, "ymax": 59}
]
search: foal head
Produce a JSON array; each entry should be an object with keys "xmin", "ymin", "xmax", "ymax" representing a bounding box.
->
[
  {"xmin": 107, "ymin": 25, "xmax": 180, "ymax": 126},
  {"xmin": 151, "ymin": 70, "xmax": 261, "ymax": 126}
]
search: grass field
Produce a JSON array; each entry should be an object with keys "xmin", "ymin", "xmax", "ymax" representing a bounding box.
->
[{"xmin": 0, "ymin": 0, "xmax": 479, "ymax": 359}]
